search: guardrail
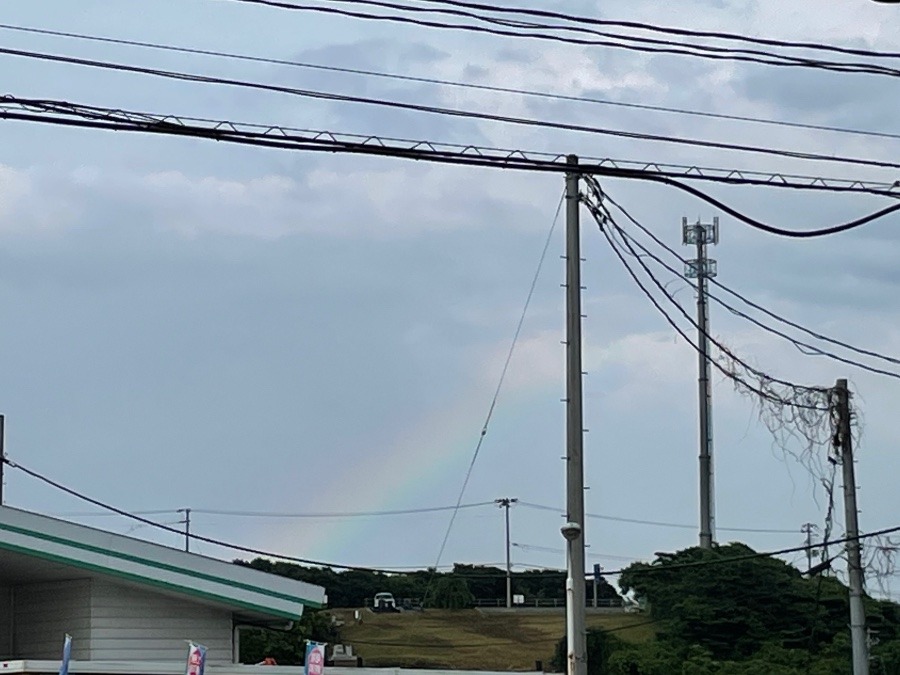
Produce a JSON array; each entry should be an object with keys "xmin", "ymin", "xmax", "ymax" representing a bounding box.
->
[{"xmin": 472, "ymin": 598, "xmax": 623, "ymax": 608}]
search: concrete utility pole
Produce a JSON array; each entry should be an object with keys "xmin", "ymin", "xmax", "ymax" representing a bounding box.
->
[
  {"xmin": 178, "ymin": 508, "xmax": 192, "ymax": 552},
  {"xmin": 683, "ymin": 217, "xmax": 719, "ymax": 549},
  {"xmin": 563, "ymin": 155, "xmax": 587, "ymax": 675},
  {"xmin": 801, "ymin": 522, "xmax": 818, "ymax": 573},
  {"xmin": 495, "ymin": 497, "xmax": 518, "ymax": 608},
  {"xmin": 834, "ymin": 378, "xmax": 869, "ymax": 675}
]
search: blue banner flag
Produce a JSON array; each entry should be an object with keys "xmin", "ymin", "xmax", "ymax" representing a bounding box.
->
[
  {"xmin": 304, "ymin": 642, "xmax": 327, "ymax": 675},
  {"xmin": 59, "ymin": 634, "xmax": 72, "ymax": 675},
  {"xmin": 185, "ymin": 643, "xmax": 207, "ymax": 675}
]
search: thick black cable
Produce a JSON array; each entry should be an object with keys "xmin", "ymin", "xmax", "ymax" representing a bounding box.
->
[
  {"xmin": 403, "ymin": 0, "xmax": 900, "ymax": 60},
  {"xmin": 1, "ymin": 100, "xmax": 896, "ymax": 201},
  {"xmin": 2, "ymin": 47, "xmax": 899, "ymax": 175},
  {"xmin": 221, "ymin": 0, "xmax": 900, "ymax": 78},
  {"xmin": 319, "ymin": 0, "xmax": 900, "ymax": 74},
  {"xmin": 602, "ymin": 201, "xmax": 900, "ymax": 381},
  {"xmin": 651, "ymin": 175, "xmax": 900, "ymax": 238},
  {"xmin": 5, "ymin": 23, "xmax": 897, "ymax": 143},
  {"xmin": 4, "ymin": 97, "xmax": 900, "ymax": 243},
  {"xmin": 7, "ymin": 456, "xmax": 899, "ymax": 578},
  {"xmin": 4, "ymin": 95, "xmax": 898, "ymax": 198},
  {"xmin": 604, "ymin": 194, "xmax": 900, "ymax": 367}
]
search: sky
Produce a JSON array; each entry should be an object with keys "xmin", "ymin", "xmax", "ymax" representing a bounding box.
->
[{"xmin": 1, "ymin": 0, "xmax": 899, "ymax": 598}]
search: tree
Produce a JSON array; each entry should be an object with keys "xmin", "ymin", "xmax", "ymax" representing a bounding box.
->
[
  {"xmin": 428, "ymin": 576, "xmax": 474, "ymax": 609},
  {"xmin": 617, "ymin": 544, "xmax": 850, "ymax": 660},
  {"xmin": 551, "ymin": 628, "xmax": 625, "ymax": 675},
  {"xmin": 239, "ymin": 610, "xmax": 339, "ymax": 665}
]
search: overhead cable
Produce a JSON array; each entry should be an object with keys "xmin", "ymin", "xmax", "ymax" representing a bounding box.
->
[
  {"xmin": 602, "ymin": 200, "xmax": 900, "ymax": 367},
  {"xmin": 4, "ymin": 95, "xmax": 899, "ymax": 200},
  {"xmin": 5, "ymin": 23, "xmax": 897, "ymax": 142},
  {"xmin": 59, "ymin": 502, "xmax": 497, "ymax": 518},
  {"xmin": 3, "ymin": 97, "xmax": 900, "ymax": 241},
  {"xmin": 427, "ymin": 188, "xmax": 564, "ymax": 580},
  {"xmin": 518, "ymin": 501, "xmax": 799, "ymax": 534},
  {"xmin": 602, "ymin": 194, "xmax": 900, "ymax": 380},
  {"xmin": 398, "ymin": 0, "xmax": 900, "ymax": 60},
  {"xmin": 0, "ymin": 47, "xmax": 898, "ymax": 172},
  {"xmin": 6, "ymin": 456, "xmax": 900, "ymax": 579},
  {"xmin": 220, "ymin": 0, "xmax": 900, "ymax": 78},
  {"xmin": 650, "ymin": 176, "xmax": 900, "ymax": 238},
  {"xmin": 581, "ymin": 185, "xmax": 828, "ymax": 409}
]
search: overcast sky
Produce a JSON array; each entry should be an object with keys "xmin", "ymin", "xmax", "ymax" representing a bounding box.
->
[{"xmin": 1, "ymin": 0, "xmax": 899, "ymax": 597}]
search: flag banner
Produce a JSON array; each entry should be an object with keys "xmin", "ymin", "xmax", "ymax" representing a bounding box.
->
[
  {"xmin": 185, "ymin": 642, "xmax": 208, "ymax": 675},
  {"xmin": 304, "ymin": 642, "xmax": 327, "ymax": 675},
  {"xmin": 59, "ymin": 634, "xmax": 72, "ymax": 675}
]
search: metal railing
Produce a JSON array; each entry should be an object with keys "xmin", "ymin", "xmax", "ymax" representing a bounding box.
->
[{"xmin": 472, "ymin": 598, "xmax": 623, "ymax": 608}]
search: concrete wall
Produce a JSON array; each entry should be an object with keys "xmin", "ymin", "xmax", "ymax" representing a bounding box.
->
[
  {"xmin": 89, "ymin": 580, "xmax": 233, "ymax": 663},
  {"xmin": 13, "ymin": 580, "xmax": 92, "ymax": 660}
]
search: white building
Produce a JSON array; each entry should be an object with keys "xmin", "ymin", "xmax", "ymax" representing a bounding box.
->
[{"xmin": 0, "ymin": 506, "xmax": 326, "ymax": 665}]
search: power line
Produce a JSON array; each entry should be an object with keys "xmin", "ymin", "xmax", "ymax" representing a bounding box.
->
[
  {"xmin": 3, "ymin": 96, "xmax": 899, "ymax": 243},
  {"xmin": 6, "ymin": 456, "xmax": 900, "ymax": 579},
  {"xmin": 518, "ymin": 502, "xmax": 799, "ymax": 534},
  {"xmin": 220, "ymin": 0, "xmax": 900, "ymax": 78},
  {"xmin": 5, "ymin": 23, "xmax": 896, "ymax": 143},
  {"xmin": 4, "ymin": 457, "xmax": 431, "ymax": 575},
  {"xmin": 56, "ymin": 502, "xmax": 497, "ymax": 519},
  {"xmin": 602, "ymin": 198, "xmax": 900, "ymax": 369},
  {"xmin": 512, "ymin": 542, "xmax": 642, "ymax": 562},
  {"xmin": 601, "ymin": 195, "xmax": 900, "ymax": 381},
  {"xmin": 582, "ymin": 187, "xmax": 828, "ymax": 409},
  {"xmin": 3, "ymin": 45, "xmax": 900, "ymax": 173},
  {"xmin": 647, "ymin": 176, "xmax": 900, "ymax": 238},
  {"xmin": 399, "ymin": 0, "xmax": 900, "ymax": 61},
  {"xmin": 428, "ymin": 188, "xmax": 564, "ymax": 577},
  {"xmin": 3, "ymin": 96, "xmax": 900, "ymax": 207}
]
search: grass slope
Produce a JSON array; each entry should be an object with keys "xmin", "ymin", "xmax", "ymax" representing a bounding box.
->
[{"xmin": 331, "ymin": 609, "xmax": 655, "ymax": 671}]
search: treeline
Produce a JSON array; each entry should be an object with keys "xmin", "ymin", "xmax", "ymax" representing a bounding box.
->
[
  {"xmin": 550, "ymin": 543, "xmax": 900, "ymax": 675},
  {"xmin": 236, "ymin": 558, "xmax": 621, "ymax": 608}
]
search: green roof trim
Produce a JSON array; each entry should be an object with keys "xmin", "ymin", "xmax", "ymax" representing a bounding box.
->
[{"xmin": 0, "ymin": 520, "xmax": 324, "ymax": 611}]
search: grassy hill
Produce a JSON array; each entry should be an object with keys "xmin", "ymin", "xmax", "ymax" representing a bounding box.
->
[{"xmin": 329, "ymin": 609, "xmax": 655, "ymax": 671}]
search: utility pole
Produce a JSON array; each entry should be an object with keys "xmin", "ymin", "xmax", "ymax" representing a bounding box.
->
[
  {"xmin": 178, "ymin": 508, "xmax": 192, "ymax": 552},
  {"xmin": 563, "ymin": 155, "xmax": 587, "ymax": 675},
  {"xmin": 592, "ymin": 563, "xmax": 602, "ymax": 609},
  {"xmin": 683, "ymin": 217, "xmax": 719, "ymax": 549},
  {"xmin": 495, "ymin": 498, "xmax": 518, "ymax": 608},
  {"xmin": 801, "ymin": 522, "xmax": 818, "ymax": 573},
  {"xmin": 834, "ymin": 378, "xmax": 869, "ymax": 675}
]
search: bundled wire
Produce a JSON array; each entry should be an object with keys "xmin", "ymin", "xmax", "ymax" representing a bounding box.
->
[
  {"xmin": 600, "ymin": 194, "xmax": 900, "ymax": 368},
  {"xmin": 3, "ymin": 45, "xmax": 899, "ymax": 174},
  {"xmin": 3, "ymin": 22, "xmax": 899, "ymax": 142},
  {"xmin": 582, "ymin": 177, "xmax": 829, "ymax": 411},
  {"xmin": 598, "ymin": 194, "xmax": 900, "ymax": 380},
  {"xmin": 223, "ymin": 0, "xmax": 900, "ymax": 79}
]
